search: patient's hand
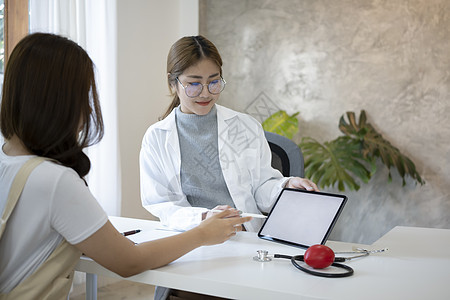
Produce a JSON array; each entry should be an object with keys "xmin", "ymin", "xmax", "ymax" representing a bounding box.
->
[{"xmin": 197, "ymin": 210, "xmax": 252, "ymax": 245}]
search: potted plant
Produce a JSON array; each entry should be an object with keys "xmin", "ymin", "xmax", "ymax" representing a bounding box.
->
[{"xmin": 262, "ymin": 110, "xmax": 425, "ymax": 191}]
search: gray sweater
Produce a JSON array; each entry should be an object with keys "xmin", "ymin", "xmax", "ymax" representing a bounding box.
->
[{"xmin": 175, "ymin": 105, "xmax": 235, "ymax": 209}]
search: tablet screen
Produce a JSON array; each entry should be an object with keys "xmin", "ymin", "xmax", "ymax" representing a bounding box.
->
[{"xmin": 258, "ymin": 188, "xmax": 347, "ymax": 248}]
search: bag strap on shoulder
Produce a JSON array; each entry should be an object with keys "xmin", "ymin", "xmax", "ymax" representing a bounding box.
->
[{"xmin": 0, "ymin": 157, "xmax": 48, "ymax": 237}]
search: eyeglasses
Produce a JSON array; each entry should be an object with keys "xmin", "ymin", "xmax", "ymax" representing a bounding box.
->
[{"xmin": 176, "ymin": 77, "xmax": 226, "ymax": 98}]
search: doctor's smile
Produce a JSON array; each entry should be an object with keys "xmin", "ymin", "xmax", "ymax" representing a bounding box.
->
[{"xmin": 196, "ymin": 100, "xmax": 213, "ymax": 106}]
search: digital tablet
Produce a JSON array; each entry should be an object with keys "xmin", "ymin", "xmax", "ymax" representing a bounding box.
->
[{"xmin": 258, "ymin": 188, "xmax": 347, "ymax": 249}]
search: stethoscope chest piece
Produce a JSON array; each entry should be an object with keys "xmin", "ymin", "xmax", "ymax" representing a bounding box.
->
[{"xmin": 253, "ymin": 250, "xmax": 272, "ymax": 262}]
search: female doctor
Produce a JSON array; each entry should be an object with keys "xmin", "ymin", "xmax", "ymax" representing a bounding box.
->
[{"xmin": 140, "ymin": 35, "xmax": 318, "ymax": 233}]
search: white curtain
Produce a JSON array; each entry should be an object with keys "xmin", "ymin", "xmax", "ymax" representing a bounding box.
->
[{"xmin": 30, "ymin": 0, "xmax": 121, "ymax": 216}]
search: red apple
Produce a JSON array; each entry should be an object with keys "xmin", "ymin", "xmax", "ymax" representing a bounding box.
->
[{"xmin": 304, "ymin": 244, "xmax": 335, "ymax": 269}]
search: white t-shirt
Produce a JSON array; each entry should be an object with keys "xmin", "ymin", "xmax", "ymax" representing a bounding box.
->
[{"xmin": 0, "ymin": 149, "xmax": 108, "ymax": 293}]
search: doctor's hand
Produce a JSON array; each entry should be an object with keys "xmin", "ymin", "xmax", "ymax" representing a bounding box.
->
[
  {"xmin": 285, "ymin": 177, "xmax": 319, "ymax": 192},
  {"xmin": 196, "ymin": 210, "xmax": 252, "ymax": 245},
  {"xmin": 202, "ymin": 205, "xmax": 241, "ymax": 220}
]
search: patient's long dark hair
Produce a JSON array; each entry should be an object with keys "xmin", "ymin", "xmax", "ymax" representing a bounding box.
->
[{"xmin": 0, "ymin": 33, "xmax": 104, "ymax": 178}]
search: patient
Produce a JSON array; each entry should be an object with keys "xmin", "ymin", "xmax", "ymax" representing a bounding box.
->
[{"xmin": 0, "ymin": 32, "xmax": 251, "ymax": 299}]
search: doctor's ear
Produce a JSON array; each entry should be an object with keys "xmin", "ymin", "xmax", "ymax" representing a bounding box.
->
[{"xmin": 168, "ymin": 73, "xmax": 176, "ymax": 92}]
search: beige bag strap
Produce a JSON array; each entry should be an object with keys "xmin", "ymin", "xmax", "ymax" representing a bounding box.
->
[{"xmin": 0, "ymin": 157, "xmax": 47, "ymax": 238}]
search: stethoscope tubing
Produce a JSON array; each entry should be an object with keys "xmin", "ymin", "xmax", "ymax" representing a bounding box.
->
[{"xmin": 274, "ymin": 254, "xmax": 354, "ymax": 278}]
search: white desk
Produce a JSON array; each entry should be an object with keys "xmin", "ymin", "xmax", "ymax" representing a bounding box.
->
[{"xmin": 75, "ymin": 217, "xmax": 450, "ymax": 300}]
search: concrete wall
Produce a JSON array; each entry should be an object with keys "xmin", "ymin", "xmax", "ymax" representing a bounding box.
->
[{"xmin": 200, "ymin": 0, "xmax": 450, "ymax": 244}]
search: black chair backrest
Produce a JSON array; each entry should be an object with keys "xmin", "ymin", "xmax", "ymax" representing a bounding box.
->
[{"xmin": 264, "ymin": 131, "xmax": 304, "ymax": 177}]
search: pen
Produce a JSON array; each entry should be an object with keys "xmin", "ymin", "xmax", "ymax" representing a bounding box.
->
[
  {"xmin": 209, "ymin": 209, "xmax": 267, "ymax": 219},
  {"xmin": 121, "ymin": 229, "xmax": 141, "ymax": 236}
]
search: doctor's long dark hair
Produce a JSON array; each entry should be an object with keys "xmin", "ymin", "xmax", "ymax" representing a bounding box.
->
[
  {"xmin": 161, "ymin": 35, "xmax": 223, "ymax": 120},
  {"xmin": 0, "ymin": 33, "xmax": 104, "ymax": 178}
]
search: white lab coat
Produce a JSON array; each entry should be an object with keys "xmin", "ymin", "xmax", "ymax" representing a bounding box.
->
[{"xmin": 139, "ymin": 104, "xmax": 289, "ymax": 232}]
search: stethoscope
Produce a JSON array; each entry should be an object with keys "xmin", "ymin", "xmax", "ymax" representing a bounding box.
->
[{"xmin": 253, "ymin": 247, "xmax": 388, "ymax": 278}]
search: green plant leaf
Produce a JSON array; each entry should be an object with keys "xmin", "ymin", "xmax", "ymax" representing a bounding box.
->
[
  {"xmin": 300, "ymin": 136, "xmax": 372, "ymax": 191},
  {"xmin": 262, "ymin": 111, "xmax": 299, "ymax": 140},
  {"xmin": 339, "ymin": 110, "xmax": 425, "ymax": 186},
  {"xmin": 263, "ymin": 109, "xmax": 424, "ymax": 192}
]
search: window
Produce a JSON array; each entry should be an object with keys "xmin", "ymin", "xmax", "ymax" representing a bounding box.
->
[{"xmin": 4, "ymin": 0, "xmax": 29, "ymax": 67}]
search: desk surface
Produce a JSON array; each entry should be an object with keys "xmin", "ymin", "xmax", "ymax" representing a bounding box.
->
[{"xmin": 75, "ymin": 217, "xmax": 450, "ymax": 300}]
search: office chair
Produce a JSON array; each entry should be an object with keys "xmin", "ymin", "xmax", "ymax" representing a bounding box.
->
[{"xmin": 264, "ymin": 131, "xmax": 304, "ymax": 177}]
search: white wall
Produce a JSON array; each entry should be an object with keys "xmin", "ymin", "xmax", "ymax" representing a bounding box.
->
[{"xmin": 117, "ymin": 0, "xmax": 198, "ymax": 219}]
